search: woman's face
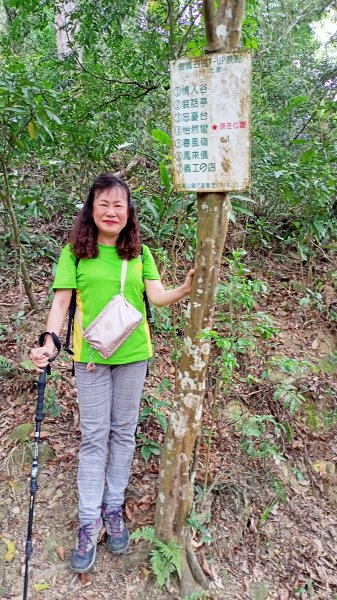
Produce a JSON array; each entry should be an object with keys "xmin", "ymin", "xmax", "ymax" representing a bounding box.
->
[{"xmin": 92, "ymin": 186, "xmax": 129, "ymax": 243}]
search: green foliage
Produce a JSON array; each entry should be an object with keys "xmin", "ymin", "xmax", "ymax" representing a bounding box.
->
[
  {"xmin": 151, "ymin": 129, "xmax": 171, "ymax": 146},
  {"xmin": 136, "ymin": 433, "xmax": 161, "ymax": 462},
  {"xmin": 260, "ymin": 478, "xmax": 287, "ymax": 524},
  {"xmin": 248, "ymin": 3, "xmax": 337, "ymax": 257},
  {"xmin": 0, "ymin": 355, "xmax": 15, "ymax": 376},
  {"xmin": 183, "ymin": 594, "xmax": 210, "ymax": 600},
  {"xmin": 239, "ymin": 414, "xmax": 286, "ymax": 461},
  {"xmin": 186, "ymin": 511, "xmax": 212, "ymax": 543},
  {"xmin": 139, "ymin": 394, "xmax": 168, "ymax": 433},
  {"xmin": 9, "ymin": 422, "xmax": 33, "ymax": 443},
  {"xmin": 131, "ymin": 526, "xmax": 181, "ymax": 589},
  {"xmin": 269, "ymin": 356, "xmax": 313, "ymax": 415},
  {"xmin": 295, "ymin": 579, "xmax": 315, "ymax": 595},
  {"xmin": 44, "ymin": 386, "xmax": 62, "ymax": 418},
  {"xmin": 299, "ymin": 289, "xmax": 325, "ymax": 313},
  {"xmin": 203, "ymin": 249, "xmax": 276, "ymax": 386}
]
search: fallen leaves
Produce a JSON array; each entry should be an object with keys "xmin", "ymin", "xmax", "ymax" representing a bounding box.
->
[
  {"xmin": 0, "ymin": 536, "xmax": 16, "ymax": 561},
  {"xmin": 80, "ymin": 572, "xmax": 91, "ymax": 586},
  {"xmin": 33, "ymin": 582, "xmax": 50, "ymax": 591},
  {"xmin": 56, "ymin": 545, "xmax": 65, "ymax": 560},
  {"xmin": 82, "ymin": 592, "xmax": 97, "ymax": 600},
  {"xmin": 200, "ymin": 553, "xmax": 212, "ymax": 576}
]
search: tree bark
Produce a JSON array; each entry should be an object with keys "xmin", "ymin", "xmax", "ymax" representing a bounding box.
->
[
  {"xmin": 0, "ymin": 158, "xmax": 36, "ymax": 309},
  {"xmin": 217, "ymin": 0, "xmax": 246, "ymax": 51},
  {"xmin": 154, "ymin": 195, "xmax": 231, "ymax": 588},
  {"xmin": 154, "ymin": 1, "xmax": 246, "ymax": 595},
  {"xmin": 55, "ymin": 0, "xmax": 82, "ymax": 62}
]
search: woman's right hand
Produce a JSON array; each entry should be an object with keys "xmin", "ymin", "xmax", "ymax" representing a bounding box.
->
[{"xmin": 29, "ymin": 346, "xmax": 51, "ymax": 373}]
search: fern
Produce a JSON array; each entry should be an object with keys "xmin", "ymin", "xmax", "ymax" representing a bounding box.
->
[
  {"xmin": 155, "ymin": 539, "xmax": 181, "ymax": 577},
  {"xmin": 130, "ymin": 526, "xmax": 181, "ymax": 589},
  {"xmin": 150, "ymin": 548, "xmax": 171, "ymax": 588},
  {"xmin": 130, "ymin": 526, "xmax": 155, "ymax": 542}
]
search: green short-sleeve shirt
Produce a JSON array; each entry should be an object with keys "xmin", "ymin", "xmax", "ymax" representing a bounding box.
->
[{"xmin": 53, "ymin": 243, "xmax": 160, "ymax": 364}]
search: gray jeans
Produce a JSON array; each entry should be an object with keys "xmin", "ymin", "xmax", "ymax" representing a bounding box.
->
[{"xmin": 74, "ymin": 361, "xmax": 147, "ymax": 524}]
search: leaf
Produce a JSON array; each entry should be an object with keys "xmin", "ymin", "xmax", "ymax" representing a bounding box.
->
[
  {"xmin": 230, "ymin": 194, "xmax": 256, "ymax": 203},
  {"xmin": 80, "ymin": 572, "xmax": 91, "ymax": 585},
  {"xmin": 297, "ymin": 242, "xmax": 308, "ymax": 261},
  {"xmin": 284, "ymin": 95, "xmax": 309, "ymax": 112},
  {"xmin": 151, "ymin": 129, "xmax": 171, "ymax": 146},
  {"xmin": 290, "ymin": 139, "xmax": 307, "ymax": 145},
  {"xmin": 300, "ymin": 148, "xmax": 315, "ymax": 164},
  {"xmin": 156, "ymin": 412, "xmax": 167, "ymax": 433},
  {"xmin": 159, "ymin": 161, "xmax": 171, "ymax": 195},
  {"xmin": 150, "ymin": 548, "xmax": 167, "ymax": 588},
  {"xmin": 33, "ymin": 582, "xmax": 50, "ymax": 591},
  {"xmin": 130, "ymin": 526, "xmax": 155, "ymax": 542},
  {"xmin": 150, "ymin": 446, "xmax": 161, "ymax": 455},
  {"xmin": 44, "ymin": 108, "xmax": 62, "ymax": 124},
  {"xmin": 141, "ymin": 446, "xmax": 152, "ymax": 461},
  {"xmin": 56, "ymin": 545, "xmax": 65, "ymax": 560},
  {"xmin": 142, "ymin": 197, "xmax": 160, "ymax": 221},
  {"xmin": 0, "ymin": 537, "xmax": 16, "ymax": 562},
  {"xmin": 273, "ymin": 170, "xmax": 285, "ymax": 179},
  {"xmin": 231, "ymin": 204, "xmax": 255, "ymax": 217},
  {"xmin": 140, "ymin": 222, "xmax": 155, "ymax": 237},
  {"xmin": 125, "ymin": 503, "xmax": 133, "ymax": 521},
  {"xmin": 28, "ymin": 120, "xmax": 36, "ymax": 139}
]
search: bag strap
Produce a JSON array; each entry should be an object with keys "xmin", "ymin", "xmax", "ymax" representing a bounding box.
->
[
  {"xmin": 64, "ymin": 257, "xmax": 80, "ymax": 355},
  {"xmin": 142, "ymin": 245, "xmax": 154, "ymax": 328},
  {"xmin": 120, "ymin": 259, "xmax": 127, "ymax": 295}
]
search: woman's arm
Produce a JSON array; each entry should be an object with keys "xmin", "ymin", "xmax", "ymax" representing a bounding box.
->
[
  {"xmin": 29, "ymin": 288, "xmax": 72, "ymax": 371},
  {"xmin": 144, "ymin": 269, "xmax": 194, "ymax": 307}
]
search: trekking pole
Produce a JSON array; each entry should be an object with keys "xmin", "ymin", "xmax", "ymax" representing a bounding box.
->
[{"xmin": 23, "ymin": 332, "xmax": 61, "ymax": 600}]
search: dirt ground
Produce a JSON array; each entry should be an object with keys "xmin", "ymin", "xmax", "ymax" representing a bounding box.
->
[{"xmin": 1, "ymin": 251, "xmax": 337, "ymax": 600}]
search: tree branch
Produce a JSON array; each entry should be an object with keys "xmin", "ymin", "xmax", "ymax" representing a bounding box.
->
[
  {"xmin": 203, "ymin": 0, "xmax": 223, "ymax": 53},
  {"xmin": 290, "ymin": 114, "xmax": 314, "ymax": 143},
  {"xmin": 75, "ymin": 85, "xmax": 158, "ymax": 124},
  {"xmin": 217, "ymin": 0, "xmax": 246, "ymax": 52}
]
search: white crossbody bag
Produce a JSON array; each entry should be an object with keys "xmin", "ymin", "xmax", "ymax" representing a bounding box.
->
[{"xmin": 75, "ymin": 259, "xmax": 143, "ymax": 360}]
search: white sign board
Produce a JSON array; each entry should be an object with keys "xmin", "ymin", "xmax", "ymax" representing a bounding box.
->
[{"xmin": 171, "ymin": 52, "xmax": 251, "ymax": 193}]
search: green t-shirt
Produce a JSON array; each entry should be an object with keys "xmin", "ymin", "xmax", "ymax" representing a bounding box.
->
[{"xmin": 53, "ymin": 243, "xmax": 160, "ymax": 364}]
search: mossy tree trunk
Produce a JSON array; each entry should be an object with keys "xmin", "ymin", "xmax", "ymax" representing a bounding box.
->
[{"xmin": 154, "ymin": 1, "xmax": 246, "ymax": 596}]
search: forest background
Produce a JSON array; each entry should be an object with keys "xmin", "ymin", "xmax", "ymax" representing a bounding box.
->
[{"xmin": 0, "ymin": 1, "xmax": 337, "ymax": 599}]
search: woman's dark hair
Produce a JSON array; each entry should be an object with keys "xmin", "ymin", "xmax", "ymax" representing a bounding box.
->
[{"xmin": 70, "ymin": 173, "xmax": 141, "ymax": 260}]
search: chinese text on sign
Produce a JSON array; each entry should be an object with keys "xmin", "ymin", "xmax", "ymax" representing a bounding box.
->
[{"xmin": 171, "ymin": 52, "xmax": 252, "ymax": 192}]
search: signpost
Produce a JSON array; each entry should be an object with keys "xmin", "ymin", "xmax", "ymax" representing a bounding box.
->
[{"xmin": 171, "ymin": 52, "xmax": 251, "ymax": 192}]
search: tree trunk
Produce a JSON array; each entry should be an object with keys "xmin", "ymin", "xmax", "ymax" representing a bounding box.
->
[
  {"xmin": 0, "ymin": 159, "xmax": 36, "ymax": 309},
  {"xmin": 155, "ymin": 195, "xmax": 231, "ymax": 594},
  {"xmin": 154, "ymin": 0, "xmax": 246, "ymax": 595},
  {"xmin": 55, "ymin": 0, "xmax": 82, "ymax": 62}
]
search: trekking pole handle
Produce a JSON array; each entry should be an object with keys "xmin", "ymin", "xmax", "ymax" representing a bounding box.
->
[
  {"xmin": 36, "ymin": 369, "xmax": 47, "ymax": 423},
  {"xmin": 35, "ymin": 333, "xmax": 61, "ymax": 423},
  {"xmin": 38, "ymin": 331, "xmax": 62, "ymax": 362}
]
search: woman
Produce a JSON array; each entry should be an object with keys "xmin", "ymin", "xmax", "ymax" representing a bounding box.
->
[{"xmin": 30, "ymin": 173, "xmax": 194, "ymax": 574}]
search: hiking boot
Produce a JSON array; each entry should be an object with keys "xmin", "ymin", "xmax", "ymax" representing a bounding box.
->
[
  {"xmin": 70, "ymin": 516, "xmax": 102, "ymax": 573},
  {"xmin": 102, "ymin": 504, "xmax": 130, "ymax": 555}
]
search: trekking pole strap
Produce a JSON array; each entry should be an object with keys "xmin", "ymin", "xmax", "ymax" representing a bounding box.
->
[{"xmin": 38, "ymin": 331, "xmax": 62, "ymax": 363}]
